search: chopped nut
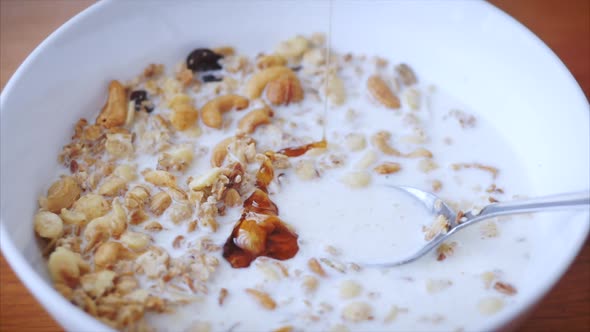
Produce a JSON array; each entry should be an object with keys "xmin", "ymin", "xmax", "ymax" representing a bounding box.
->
[
  {"xmin": 493, "ymin": 282, "xmax": 517, "ymax": 296},
  {"xmin": 395, "ymin": 63, "xmax": 418, "ymax": 86},
  {"xmin": 342, "ymin": 302, "xmax": 374, "ymax": 322},
  {"xmin": 136, "ymin": 246, "xmax": 169, "ymax": 278},
  {"xmin": 424, "ymin": 215, "xmax": 450, "ymax": 241},
  {"xmin": 308, "ymin": 258, "xmax": 326, "ymax": 277},
  {"xmin": 436, "ymin": 242, "xmax": 457, "ymax": 261},
  {"xmin": 374, "ymin": 162, "xmax": 401, "ymax": 174},
  {"xmin": 172, "ymin": 235, "xmax": 185, "ymax": 249},
  {"xmin": 96, "ymin": 80, "xmax": 127, "ymax": 128},
  {"xmin": 189, "ymin": 168, "xmax": 223, "ymax": 191},
  {"xmin": 169, "ymin": 202, "xmax": 193, "ymax": 224},
  {"xmin": 245, "ymin": 289, "xmax": 276, "ymax": 310},
  {"xmin": 218, "ymin": 288, "xmax": 228, "ymax": 305},
  {"xmin": 157, "ymin": 145, "xmax": 194, "ymax": 172},
  {"xmin": 340, "ymin": 280, "xmax": 362, "ymax": 299},
  {"xmin": 367, "ymin": 75, "xmax": 400, "ymax": 109}
]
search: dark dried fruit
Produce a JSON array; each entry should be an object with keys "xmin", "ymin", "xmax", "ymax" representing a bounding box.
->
[
  {"xmin": 187, "ymin": 48, "xmax": 223, "ymax": 72},
  {"xmin": 129, "ymin": 90, "xmax": 154, "ymax": 113},
  {"xmin": 130, "ymin": 90, "xmax": 147, "ymax": 105},
  {"xmin": 202, "ymin": 74, "xmax": 223, "ymax": 83},
  {"xmin": 291, "ymin": 66, "xmax": 302, "ymax": 72}
]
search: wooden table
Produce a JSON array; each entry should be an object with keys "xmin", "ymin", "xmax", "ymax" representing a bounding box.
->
[{"xmin": 1, "ymin": 1, "xmax": 588, "ymax": 331}]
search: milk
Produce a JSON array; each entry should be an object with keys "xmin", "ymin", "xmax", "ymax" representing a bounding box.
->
[{"xmin": 136, "ymin": 56, "xmax": 535, "ymax": 332}]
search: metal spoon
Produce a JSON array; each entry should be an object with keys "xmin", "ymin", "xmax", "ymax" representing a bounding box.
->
[{"xmin": 362, "ymin": 186, "xmax": 590, "ymax": 268}]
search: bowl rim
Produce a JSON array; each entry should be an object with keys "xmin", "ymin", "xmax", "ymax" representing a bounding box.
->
[{"xmin": 1, "ymin": 1, "xmax": 588, "ymax": 331}]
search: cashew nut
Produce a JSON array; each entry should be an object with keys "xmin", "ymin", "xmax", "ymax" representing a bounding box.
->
[
  {"xmin": 266, "ymin": 74, "xmax": 304, "ymax": 106},
  {"xmin": 238, "ymin": 107, "xmax": 274, "ymax": 134},
  {"xmin": 245, "ymin": 66, "xmax": 299, "ymax": 99},
  {"xmin": 211, "ymin": 137, "xmax": 235, "ymax": 167},
  {"xmin": 96, "ymin": 80, "xmax": 128, "ymax": 128},
  {"xmin": 201, "ymin": 94, "xmax": 249, "ymax": 129}
]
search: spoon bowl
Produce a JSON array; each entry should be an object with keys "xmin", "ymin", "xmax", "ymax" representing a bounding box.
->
[{"xmin": 361, "ymin": 186, "xmax": 590, "ymax": 268}]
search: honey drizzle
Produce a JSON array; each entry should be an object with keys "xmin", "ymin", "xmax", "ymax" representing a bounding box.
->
[
  {"xmin": 223, "ymin": 157, "xmax": 298, "ymax": 268},
  {"xmin": 224, "ymin": 18, "xmax": 333, "ymax": 266},
  {"xmin": 277, "ymin": 139, "xmax": 328, "ymax": 157}
]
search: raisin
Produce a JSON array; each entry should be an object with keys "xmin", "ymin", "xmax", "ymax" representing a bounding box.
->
[
  {"xmin": 202, "ymin": 74, "xmax": 223, "ymax": 82},
  {"xmin": 291, "ymin": 66, "xmax": 302, "ymax": 72},
  {"xmin": 186, "ymin": 48, "xmax": 223, "ymax": 72},
  {"xmin": 129, "ymin": 90, "xmax": 154, "ymax": 112}
]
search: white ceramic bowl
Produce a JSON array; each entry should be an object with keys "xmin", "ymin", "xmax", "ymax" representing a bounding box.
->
[{"xmin": 1, "ymin": 1, "xmax": 588, "ymax": 331}]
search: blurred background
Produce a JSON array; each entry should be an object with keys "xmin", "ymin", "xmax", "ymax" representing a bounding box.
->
[{"xmin": 1, "ymin": 1, "xmax": 588, "ymax": 331}]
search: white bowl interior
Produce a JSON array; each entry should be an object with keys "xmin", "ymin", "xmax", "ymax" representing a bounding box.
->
[{"xmin": 1, "ymin": 1, "xmax": 588, "ymax": 331}]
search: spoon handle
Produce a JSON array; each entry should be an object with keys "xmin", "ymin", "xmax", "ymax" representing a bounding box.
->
[{"xmin": 474, "ymin": 191, "xmax": 590, "ymax": 220}]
